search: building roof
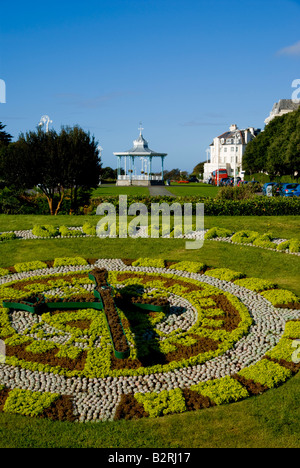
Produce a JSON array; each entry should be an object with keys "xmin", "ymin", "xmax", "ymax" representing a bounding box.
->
[
  {"xmin": 265, "ymin": 99, "xmax": 300, "ymax": 124},
  {"xmin": 114, "ymin": 129, "xmax": 167, "ymax": 157}
]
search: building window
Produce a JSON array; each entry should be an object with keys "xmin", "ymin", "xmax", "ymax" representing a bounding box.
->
[
  {"xmin": 231, "ymin": 147, "xmax": 234, "ymax": 152},
  {"xmin": 224, "ymin": 148, "xmax": 227, "ymax": 152}
]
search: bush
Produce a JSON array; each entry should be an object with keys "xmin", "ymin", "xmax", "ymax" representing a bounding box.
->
[
  {"xmin": 289, "ymin": 238, "xmax": 300, "ymax": 253},
  {"xmin": 231, "ymin": 230, "xmax": 259, "ymax": 244},
  {"xmin": 216, "ymin": 184, "xmax": 260, "ymax": 200},
  {"xmin": 132, "ymin": 258, "xmax": 166, "ymax": 268},
  {"xmin": 204, "ymin": 227, "xmax": 233, "ymax": 240},
  {"xmin": 205, "ymin": 268, "xmax": 245, "ymax": 282},
  {"xmin": 82, "ymin": 222, "xmax": 96, "ymax": 236},
  {"xmin": 252, "ymin": 232, "xmax": 275, "ymax": 249},
  {"xmin": 261, "ymin": 289, "xmax": 299, "ymax": 306},
  {"xmin": 14, "ymin": 261, "xmax": 48, "ymax": 273},
  {"xmin": 59, "ymin": 226, "xmax": 83, "ymax": 237},
  {"xmin": 170, "ymin": 261, "xmax": 206, "ymax": 273},
  {"xmin": 53, "ymin": 257, "xmax": 88, "ymax": 267},
  {"xmin": 0, "ymin": 232, "xmax": 17, "ymax": 241},
  {"xmin": 234, "ymin": 277, "xmax": 277, "ymax": 292},
  {"xmin": 32, "ymin": 225, "xmax": 58, "ymax": 238}
]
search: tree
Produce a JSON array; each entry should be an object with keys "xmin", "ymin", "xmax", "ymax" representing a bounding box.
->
[
  {"xmin": 0, "ymin": 122, "xmax": 13, "ymax": 148},
  {"xmin": 192, "ymin": 161, "xmax": 208, "ymax": 177},
  {"xmin": 242, "ymin": 107, "xmax": 300, "ymax": 179},
  {"xmin": 1, "ymin": 125, "xmax": 102, "ymax": 215}
]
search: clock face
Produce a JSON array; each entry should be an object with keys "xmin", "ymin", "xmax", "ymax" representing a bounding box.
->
[{"xmin": 0, "ymin": 259, "xmax": 299, "ymax": 422}]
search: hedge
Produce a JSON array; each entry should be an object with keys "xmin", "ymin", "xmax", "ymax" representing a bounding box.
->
[{"xmin": 90, "ymin": 196, "xmax": 300, "ymax": 216}]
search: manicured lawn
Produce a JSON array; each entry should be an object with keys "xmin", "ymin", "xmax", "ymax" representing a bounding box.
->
[
  {"xmin": 0, "ymin": 232, "xmax": 299, "ymax": 295},
  {"xmin": 166, "ymin": 183, "xmax": 221, "ymax": 198},
  {"xmin": 1, "ymin": 214, "xmax": 298, "ymax": 240},
  {"xmin": 92, "ymin": 184, "xmax": 150, "ymax": 197}
]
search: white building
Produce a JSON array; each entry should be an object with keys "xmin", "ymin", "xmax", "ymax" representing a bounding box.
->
[
  {"xmin": 264, "ymin": 99, "xmax": 300, "ymax": 125},
  {"xmin": 203, "ymin": 124, "xmax": 261, "ymax": 182}
]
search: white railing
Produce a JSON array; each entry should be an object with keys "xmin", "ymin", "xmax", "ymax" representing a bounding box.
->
[{"xmin": 118, "ymin": 175, "xmax": 163, "ymax": 181}]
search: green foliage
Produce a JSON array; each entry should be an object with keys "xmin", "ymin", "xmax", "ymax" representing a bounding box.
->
[
  {"xmin": 243, "ymin": 107, "xmax": 300, "ymax": 179},
  {"xmin": 132, "ymin": 258, "xmax": 166, "ymax": 268},
  {"xmin": 238, "ymin": 359, "xmax": 292, "ymax": 388},
  {"xmin": 135, "ymin": 389, "xmax": 186, "ymax": 418},
  {"xmin": 53, "ymin": 257, "xmax": 88, "ymax": 267},
  {"xmin": 282, "ymin": 321, "xmax": 300, "ymax": 339},
  {"xmin": 82, "ymin": 222, "xmax": 96, "ymax": 236},
  {"xmin": 205, "ymin": 268, "xmax": 245, "ymax": 282},
  {"xmin": 59, "ymin": 226, "xmax": 82, "ymax": 237},
  {"xmin": 191, "ymin": 376, "xmax": 249, "ymax": 405},
  {"xmin": 289, "ymin": 238, "xmax": 300, "ymax": 253},
  {"xmin": 204, "ymin": 227, "xmax": 233, "ymax": 240},
  {"xmin": 32, "ymin": 225, "xmax": 58, "ymax": 238},
  {"xmin": 261, "ymin": 289, "xmax": 299, "ymax": 306},
  {"xmin": 169, "ymin": 261, "xmax": 206, "ymax": 273},
  {"xmin": 14, "ymin": 260, "xmax": 48, "ymax": 273},
  {"xmin": 276, "ymin": 240, "xmax": 290, "ymax": 251},
  {"xmin": 25, "ymin": 341, "xmax": 57, "ymax": 354},
  {"xmin": 216, "ymin": 184, "xmax": 260, "ymax": 200},
  {"xmin": 3, "ymin": 388, "xmax": 60, "ymax": 417},
  {"xmin": 1, "ymin": 125, "xmax": 101, "ymax": 215},
  {"xmin": 252, "ymin": 232, "xmax": 275, "ymax": 249},
  {"xmin": 0, "ymin": 232, "xmax": 16, "ymax": 242},
  {"xmin": 234, "ymin": 277, "xmax": 277, "ymax": 292},
  {"xmin": 231, "ymin": 230, "xmax": 260, "ymax": 244},
  {"xmin": 0, "ymin": 267, "xmax": 9, "ymax": 277}
]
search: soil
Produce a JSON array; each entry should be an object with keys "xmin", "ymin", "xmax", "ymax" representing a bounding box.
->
[{"xmin": 5, "ymin": 343, "xmax": 87, "ymax": 372}]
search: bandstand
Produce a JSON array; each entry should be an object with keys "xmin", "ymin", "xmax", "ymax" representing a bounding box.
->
[{"xmin": 114, "ymin": 125, "xmax": 167, "ymax": 186}]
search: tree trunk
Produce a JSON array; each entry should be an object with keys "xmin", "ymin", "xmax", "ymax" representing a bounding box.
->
[{"xmin": 54, "ymin": 188, "xmax": 65, "ymax": 216}]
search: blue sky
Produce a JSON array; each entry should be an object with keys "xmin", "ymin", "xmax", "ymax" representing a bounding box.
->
[{"xmin": 1, "ymin": 0, "xmax": 300, "ymax": 173}]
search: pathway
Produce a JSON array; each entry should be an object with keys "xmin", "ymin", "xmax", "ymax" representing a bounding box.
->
[{"xmin": 148, "ymin": 185, "xmax": 176, "ymax": 197}]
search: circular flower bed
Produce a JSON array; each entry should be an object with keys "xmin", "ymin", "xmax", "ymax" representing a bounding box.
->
[{"xmin": 0, "ymin": 257, "xmax": 299, "ymax": 422}]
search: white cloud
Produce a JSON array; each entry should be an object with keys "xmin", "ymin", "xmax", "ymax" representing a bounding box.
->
[{"xmin": 277, "ymin": 40, "xmax": 300, "ymax": 56}]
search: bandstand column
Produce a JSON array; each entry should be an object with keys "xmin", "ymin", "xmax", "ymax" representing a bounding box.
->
[{"xmin": 161, "ymin": 156, "xmax": 165, "ymax": 181}]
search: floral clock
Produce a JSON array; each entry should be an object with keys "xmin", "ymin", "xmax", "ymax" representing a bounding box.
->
[{"xmin": 0, "ymin": 257, "xmax": 299, "ymax": 422}]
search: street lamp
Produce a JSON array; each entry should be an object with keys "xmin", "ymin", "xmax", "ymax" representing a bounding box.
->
[
  {"xmin": 233, "ymin": 130, "xmax": 240, "ymax": 186},
  {"xmin": 39, "ymin": 115, "xmax": 53, "ymax": 133}
]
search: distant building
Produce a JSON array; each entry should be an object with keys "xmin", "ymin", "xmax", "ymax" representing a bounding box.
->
[
  {"xmin": 264, "ymin": 99, "xmax": 300, "ymax": 125},
  {"xmin": 203, "ymin": 124, "xmax": 261, "ymax": 182}
]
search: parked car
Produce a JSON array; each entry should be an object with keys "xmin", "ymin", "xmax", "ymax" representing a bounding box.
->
[
  {"xmin": 278, "ymin": 183, "xmax": 300, "ymax": 196},
  {"xmin": 188, "ymin": 176, "xmax": 199, "ymax": 183},
  {"xmin": 262, "ymin": 182, "xmax": 279, "ymax": 195},
  {"xmin": 292, "ymin": 184, "xmax": 300, "ymax": 196}
]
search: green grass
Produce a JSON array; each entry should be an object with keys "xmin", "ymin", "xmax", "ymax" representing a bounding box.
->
[
  {"xmin": 0, "ymin": 234, "xmax": 299, "ymax": 295},
  {"xmin": 92, "ymin": 184, "xmax": 150, "ymax": 198},
  {"xmin": 166, "ymin": 183, "xmax": 221, "ymax": 198},
  {"xmin": 2, "ymin": 215, "xmax": 298, "ymax": 240},
  {"xmin": 0, "ymin": 213, "xmax": 299, "ymax": 448}
]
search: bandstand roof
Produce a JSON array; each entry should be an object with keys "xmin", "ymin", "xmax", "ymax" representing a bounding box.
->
[{"xmin": 114, "ymin": 127, "xmax": 167, "ymax": 157}]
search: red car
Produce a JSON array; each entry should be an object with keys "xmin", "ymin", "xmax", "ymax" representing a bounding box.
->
[{"xmin": 211, "ymin": 169, "xmax": 228, "ymax": 185}]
